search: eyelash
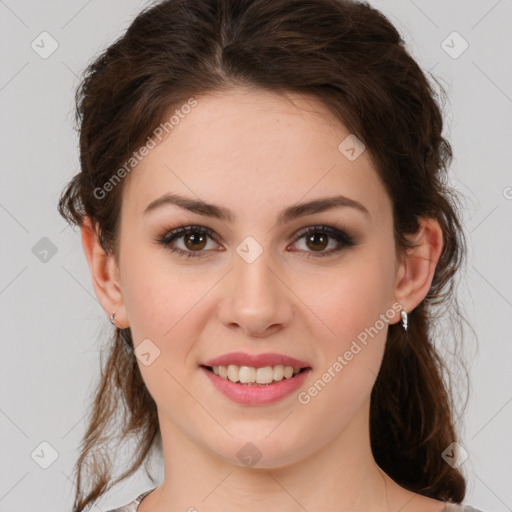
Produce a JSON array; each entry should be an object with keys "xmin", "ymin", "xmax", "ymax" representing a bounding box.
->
[
  {"xmin": 155, "ymin": 225, "xmax": 356, "ymax": 258},
  {"xmin": 155, "ymin": 224, "xmax": 356, "ymax": 259}
]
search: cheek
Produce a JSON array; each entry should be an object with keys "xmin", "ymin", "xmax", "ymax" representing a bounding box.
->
[
  {"xmin": 303, "ymin": 252, "xmax": 395, "ymax": 347},
  {"xmin": 120, "ymin": 243, "xmax": 201, "ymax": 339},
  {"xmin": 119, "ymin": 252, "xmax": 207, "ymax": 402},
  {"xmin": 297, "ymin": 272, "xmax": 391, "ymax": 433},
  {"xmin": 297, "ymin": 247, "xmax": 396, "ymax": 401}
]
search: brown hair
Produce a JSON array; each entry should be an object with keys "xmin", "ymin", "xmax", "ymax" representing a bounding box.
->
[{"xmin": 58, "ymin": 0, "xmax": 469, "ymax": 510}]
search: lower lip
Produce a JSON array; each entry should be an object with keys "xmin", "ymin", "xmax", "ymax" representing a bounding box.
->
[{"xmin": 200, "ymin": 366, "xmax": 312, "ymax": 405}]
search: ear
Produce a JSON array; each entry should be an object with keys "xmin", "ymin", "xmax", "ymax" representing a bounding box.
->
[
  {"xmin": 391, "ymin": 217, "xmax": 444, "ymax": 324},
  {"xmin": 81, "ymin": 216, "xmax": 128, "ymax": 328}
]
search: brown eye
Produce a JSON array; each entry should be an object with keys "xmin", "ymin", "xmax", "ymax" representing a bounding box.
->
[
  {"xmin": 157, "ymin": 225, "xmax": 219, "ymax": 258},
  {"xmin": 290, "ymin": 225, "xmax": 356, "ymax": 258},
  {"xmin": 183, "ymin": 232, "xmax": 208, "ymax": 251},
  {"xmin": 304, "ymin": 232, "xmax": 329, "ymax": 252}
]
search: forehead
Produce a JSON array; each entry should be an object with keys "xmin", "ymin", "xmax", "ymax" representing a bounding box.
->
[{"xmin": 122, "ymin": 87, "xmax": 391, "ymax": 222}]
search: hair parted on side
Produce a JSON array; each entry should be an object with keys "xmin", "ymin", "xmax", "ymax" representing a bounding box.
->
[{"xmin": 58, "ymin": 1, "xmax": 469, "ymax": 510}]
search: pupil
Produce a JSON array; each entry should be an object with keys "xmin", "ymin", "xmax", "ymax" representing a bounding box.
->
[
  {"xmin": 185, "ymin": 233, "xmax": 206, "ymax": 250},
  {"xmin": 308, "ymin": 233, "xmax": 327, "ymax": 251}
]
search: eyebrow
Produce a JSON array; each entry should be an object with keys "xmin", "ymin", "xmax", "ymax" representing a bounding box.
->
[{"xmin": 143, "ymin": 192, "xmax": 370, "ymax": 223}]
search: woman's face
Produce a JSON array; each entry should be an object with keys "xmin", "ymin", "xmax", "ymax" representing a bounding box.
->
[{"xmin": 116, "ymin": 87, "xmax": 402, "ymax": 466}]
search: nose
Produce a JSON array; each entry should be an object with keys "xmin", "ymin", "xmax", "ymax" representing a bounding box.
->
[{"xmin": 217, "ymin": 247, "xmax": 293, "ymax": 338}]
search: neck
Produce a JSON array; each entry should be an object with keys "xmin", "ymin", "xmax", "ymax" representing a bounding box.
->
[{"xmin": 140, "ymin": 400, "xmax": 402, "ymax": 512}]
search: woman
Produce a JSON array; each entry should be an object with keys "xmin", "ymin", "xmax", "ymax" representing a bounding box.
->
[{"xmin": 58, "ymin": 0, "xmax": 483, "ymax": 511}]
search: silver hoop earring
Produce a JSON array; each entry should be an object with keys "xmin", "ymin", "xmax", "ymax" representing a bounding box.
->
[
  {"xmin": 400, "ymin": 310, "xmax": 408, "ymax": 331},
  {"xmin": 110, "ymin": 312, "xmax": 117, "ymax": 326}
]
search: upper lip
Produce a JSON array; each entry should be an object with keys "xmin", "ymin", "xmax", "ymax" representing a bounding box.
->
[{"xmin": 202, "ymin": 352, "xmax": 312, "ymax": 368}]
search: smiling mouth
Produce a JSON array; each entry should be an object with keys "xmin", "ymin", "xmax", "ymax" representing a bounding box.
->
[{"xmin": 201, "ymin": 364, "xmax": 310, "ymax": 386}]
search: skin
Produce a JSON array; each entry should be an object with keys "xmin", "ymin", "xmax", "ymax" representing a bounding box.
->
[{"xmin": 82, "ymin": 86, "xmax": 446, "ymax": 512}]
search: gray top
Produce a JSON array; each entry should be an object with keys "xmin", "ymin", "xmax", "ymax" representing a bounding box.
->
[
  {"xmin": 105, "ymin": 488, "xmax": 486, "ymax": 512},
  {"xmin": 105, "ymin": 488, "xmax": 153, "ymax": 512}
]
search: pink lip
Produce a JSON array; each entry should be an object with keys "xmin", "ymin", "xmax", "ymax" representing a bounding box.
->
[
  {"xmin": 200, "ymin": 366, "xmax": 312, "ymax": 406},
  {"xmin": 202, "ymin": 352, "xmax": 311, "ymax": 369}
]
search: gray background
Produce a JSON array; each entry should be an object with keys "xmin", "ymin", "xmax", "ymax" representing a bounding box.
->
[{"xmin": 1, "ymin": 1, "xmax": 511, "ymax": 511}]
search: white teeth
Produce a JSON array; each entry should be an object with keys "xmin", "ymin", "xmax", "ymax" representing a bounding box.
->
[
  {"xmin": 227, "ymin": 364, "xmax": 239, "ymax": 382},
  {"xmin": 209, "ymin": 364, "xmax": 303, "ymax": 384},
  {"xmin": 256, "ymin": 366, "xmax": 274, "ymax": 384},
  {"xmin": 273, "ymin": 364, "xmax": 284, "ymax": 381},
  {"xmin": 238, "ymin": 366, "xmax": 256, "ymax": 383}
]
